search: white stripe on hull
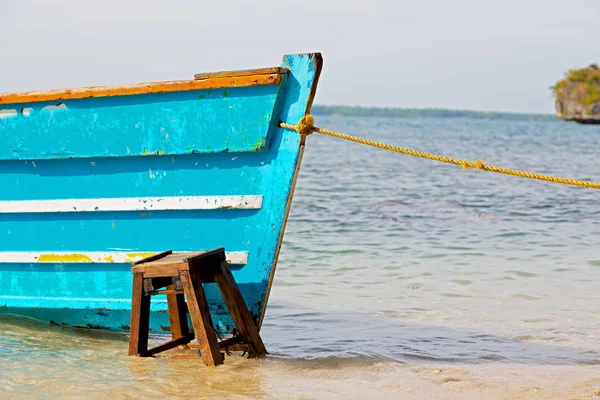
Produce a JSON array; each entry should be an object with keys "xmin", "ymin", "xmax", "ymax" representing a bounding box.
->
[
  {"xmin": 0, "ymin": 195, "xmax": 262, "ymax": 214},
  {"xmin": 0, "ymin": 251, "xmax": 248, "ymax": 265}
]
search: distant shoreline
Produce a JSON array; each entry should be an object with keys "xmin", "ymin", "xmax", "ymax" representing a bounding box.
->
[{"xmin": 311, "ymin": 105, "xmax": 556, "ymax": 121}]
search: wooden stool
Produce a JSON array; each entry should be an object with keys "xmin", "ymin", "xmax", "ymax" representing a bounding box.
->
[{"xmin": 128, "ymin": 248, "xmax": 267, "ymax": 366}]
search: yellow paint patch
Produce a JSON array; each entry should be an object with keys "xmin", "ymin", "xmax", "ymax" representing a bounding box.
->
[
  {"xmin": 38, "ymin": 253, "xmax": 93, "ymax": 263},
  {"xmin": 103, "ymin": 256, "xmax": 115, "ymax": 263}
]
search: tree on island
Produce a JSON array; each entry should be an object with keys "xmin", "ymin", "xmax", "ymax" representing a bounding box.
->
[{"xmin": 553, "ymin": 64, "xmax": 600, "ymax": 124}]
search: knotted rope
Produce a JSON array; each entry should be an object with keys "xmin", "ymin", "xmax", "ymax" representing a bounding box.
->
[{"xmin": 280, "ymin": 114, "xmax": 600, "ymax": 190}]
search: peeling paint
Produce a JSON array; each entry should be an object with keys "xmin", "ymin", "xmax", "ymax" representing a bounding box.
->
[
  {"xmin": 38, "ymin": 253, "xmax": 93, "ymax": 263},
  {"xmin": 2, "ymin": 251, "xmax": 249, "ymax": 264},
  {"xmin": 255, "ymin": 137, "xmax": 266, "ymax": 150},
  {"xmin": 0, "ymin": 82, "xmax": 279, "ymax": 160}
]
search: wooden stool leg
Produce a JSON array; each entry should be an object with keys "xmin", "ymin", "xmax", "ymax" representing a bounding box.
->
[
  {"xmin": 129, "ymin": 272, "xmax": 151, "ymax": 355},
  {"xmin": 166, "ymin": 284, "xmax": 190, "ymax": 340},
  {"xmin": 213, "ymin": 261, "xmax": 267, "ymax": 358},
  {"xmin": 179, "ymin": 270, "xmax": 223, "ymax": 366}
]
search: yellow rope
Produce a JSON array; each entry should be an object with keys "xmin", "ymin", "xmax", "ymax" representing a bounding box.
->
[{"xmin": 280, "ymin": 115, "xmax": 600, "ymax": 190}]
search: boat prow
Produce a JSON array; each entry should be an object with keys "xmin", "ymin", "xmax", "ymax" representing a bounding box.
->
[{"xmin": 0, "ymin": 53, "xmax": 323, "ymax": 334}]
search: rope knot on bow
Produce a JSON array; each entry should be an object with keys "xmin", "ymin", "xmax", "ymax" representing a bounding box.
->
[{"xmin": 295, "ymin": 114, "xmax": 316, "ymax": 136}]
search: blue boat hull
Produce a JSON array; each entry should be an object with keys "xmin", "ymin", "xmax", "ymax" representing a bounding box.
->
[{"xmin": 0, "ymin": 53, "xmax": 322, "ymax": 334}]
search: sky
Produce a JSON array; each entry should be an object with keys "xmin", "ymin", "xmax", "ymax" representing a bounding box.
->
[{"xmin": 0, "ymin": 0, "xmax": 598, "ymax": 114}]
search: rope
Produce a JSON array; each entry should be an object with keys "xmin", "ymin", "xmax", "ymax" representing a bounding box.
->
[{"xmin": 280, "ymin": 115, "xmax": 600, "ymax": 190}]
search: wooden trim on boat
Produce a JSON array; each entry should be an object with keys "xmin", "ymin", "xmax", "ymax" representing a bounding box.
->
[
  {"xmin": 194, "ymin": 67, "xmax": 286, "ymax": 80},
  {"xmin": 0, "ymin": 69, "xmax": 285, "ymax": 106}
]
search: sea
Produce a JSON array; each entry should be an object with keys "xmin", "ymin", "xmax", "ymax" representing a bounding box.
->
[{"xmin": 1, "ymin": 116, "xmax": 600, "ymax": 399}]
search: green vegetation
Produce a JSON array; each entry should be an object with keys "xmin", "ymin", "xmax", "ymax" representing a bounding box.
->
[
  {"xmin": 553, "ymin": 64, "xmax": 600, "ymax": 110},
  {"xmin": 311, "ymin": 105, "xmax": 554, "ymax": 121}
]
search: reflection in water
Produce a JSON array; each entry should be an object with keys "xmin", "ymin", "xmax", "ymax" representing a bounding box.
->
[{"xmin": 2, "ymin": 117, "xmax": 600, "ymax": 399}]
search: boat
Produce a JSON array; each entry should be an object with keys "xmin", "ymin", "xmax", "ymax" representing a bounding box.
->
[{"xmin": 0, "ymin": 53, "xmax": 322, "ymax": 335}]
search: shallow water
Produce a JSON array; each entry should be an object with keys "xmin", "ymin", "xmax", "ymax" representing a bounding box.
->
[{"xmin": 2, "ymin": 116, "xmax": 600, "ymax": 399}]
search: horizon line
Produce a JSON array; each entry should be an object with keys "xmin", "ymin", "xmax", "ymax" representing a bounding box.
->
[{"xmin": 312, "ymin": 104, "xmax": 555, "ymax": 117}]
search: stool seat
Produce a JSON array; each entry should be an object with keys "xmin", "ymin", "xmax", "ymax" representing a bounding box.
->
[{"xmin": 128, "ymin": 247, "xmax": 267, "ymax": 366}]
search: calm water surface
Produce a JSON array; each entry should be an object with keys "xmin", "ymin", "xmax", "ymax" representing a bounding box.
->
[{"xmin": 2, "ymin": 116, "xmax": 600, "ymax": 399}]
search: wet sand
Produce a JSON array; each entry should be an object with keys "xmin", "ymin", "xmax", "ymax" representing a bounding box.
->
[{"xmin": 1, "ymin": 313, "xmax": 600, "ymax": 399}]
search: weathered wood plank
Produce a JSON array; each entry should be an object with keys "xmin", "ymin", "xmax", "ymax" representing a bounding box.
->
[
  {"xmin": 185, "ymin": 248, "xmax": 226, "ymax": 266},
  {"xmin": 132, "ymin": 263, "xmax": 188, "ymax": 277},
  {"xmin": 128, "ymin": 272, "xmax": 151, "ymax": 355},
  {"xmin": 132, "ymin": 248, "xmax": 225, "ymax": 272},
  {"xmin": 213, "ymin": 261, "xmax": 267, "ymax": 358},
  {"xmin": 133, "ymin": 250, "xmax": 173, "ymax": 266},
  {"xmin": 218, "ymin": 335, "xmax": 245, "ymax": 349},
  {"xmin": 140, "ymin": 332, "xmax": 195, "ymax": 357},
  {"xmin": 0, "ymin": 74, "xmax": 282, "ymax": 105},
  {"xmin": 166, "ymin": 285, "xmax": 190, "ymax": 340},
  {"xmin": 142, "ymin": 276, "xmax": 175, "ymax": 292},
  {"xmin": 147, "ymin": 289, "xmax": 185, "ymax": 296},
  {"xmin": 195, "ymin": 67, "xmax": 286, "ymax": 80},
  {"xmin": 179, "ymin": 270, "xmax": 223, "ymax": 366}
]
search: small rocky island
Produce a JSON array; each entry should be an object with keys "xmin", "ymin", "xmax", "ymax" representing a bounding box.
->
[{"xmin": 553, "ymin": 64, "xmax": 600, "ymax": 124}]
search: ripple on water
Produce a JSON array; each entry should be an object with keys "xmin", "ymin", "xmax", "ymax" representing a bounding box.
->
[
  {"xmin": 511, "ymin": 293, "xmax": 542, "ymax": 301},
  {"xmin": 450, "ymin": 279, "xmax": 473, "ymax": 285},
  {"xmin": 587, "ymin": 260, "xmax": 600, "ymax": 267},
  {"xmin": 439, "ymin": 292, "xmax": 473, "ymax": 299},
  {"xmin": 494, "ymin": 231, "xmax": 529, "ymax": 238},
  {"xmin": 506, "ymin": 270, "xmax": 538, "ymax": 278}
]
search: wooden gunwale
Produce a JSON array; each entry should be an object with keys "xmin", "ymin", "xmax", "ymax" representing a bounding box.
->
[
  {"xmin": 194, "ymin": 67, "xmax": 286, "ymax": 80},
  {"xmin": 0, "ymin": 68, "xmax": 284, "ymax": 106}
]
